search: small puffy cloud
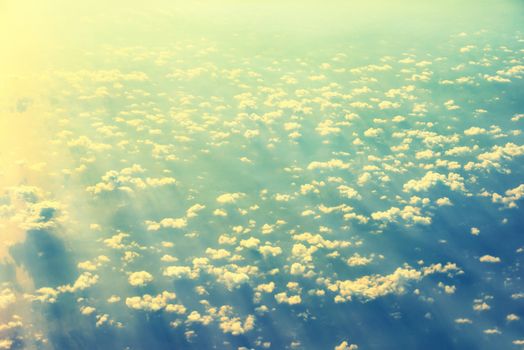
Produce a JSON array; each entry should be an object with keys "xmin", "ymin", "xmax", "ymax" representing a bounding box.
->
[
  {"xmin": 78, "ymin": 255, "xmax": 110, "ymax": 271},
  {"xmin": 68, "ymin": 136, "xmax": 111, "ymax": 153},
  {"xmin": 316, "ymin": 119, "xmax": 341, "ymax": 136},
  {"xmin": 24, "ymin": 287, "xmax": 59, "ymax": 304},
  {"xmin": 473, "ymin": 301, "xmax": 490, "ymax": 311},
  {"xmin": 255, "ymin": 282, "xmax": 276, "ymax": 293},
  {"xmin": 77, "ymin": 260, "xmax": 98, "ymax": 271},
  {"xmin": 163, "ymin": 266, "xmax": 194, "ymax": 279},
  {"xmin": 159, "ymin": 217, "xmax": 187, "ymax": 229},
  {"xmin": 86, "ymin": 165, "xmax": 175, "ymax": 194},
  {"xmin": 240, "ymin": 237, "xmax": 260, "ymax": 249},
  {"xmin": 479, "ymin": 255, "xmax": 501, "ymax": 263},
  {"xmin": 261, "ymin": 224, "xmax": 274, "ymax": 235},
  {"xmin": 334, "ymin": 341, "xmax": 359, "ymax": 350},
  {"xmin": 275, "ymin": 292, "xmax": 302, "ymax": 305},
  {"xmin": 363, "ymin": 128, "xmax": 383, "ymax": 137},
  {"xmin": 444, "ymin": 100, "xmax": 459, "ymax": 110},
  {"xmin": 445, "ymin": 146, "xmax": 474, "ymax": 156},
  {"xmin": 483, "ymin": 328, "xmax": 501, "ymax": 335},
  {"xmin": 464, "ymin": 127, "xmax": 487, "ymax": 136},
  {"xmin": 337, "ymin": 185, "xmax": 360, "ymax": 199},
  {"xmin": 307, "ymin": 159, "xmax": 349, "ymax": 170},
  {"xmin": 214, "ymin": 208, "xmax": 228, "ymax": 216},
  {"xmin": 472, "ymin": 143, "xmax": 524, "ymax": 171},
  {"xmin": 58, "ymin": 272, "xmax": 99, "ymax": 293},
  {"xmin": 284, "ymin": 122, "xmax": 301, "ymax": 131},
  {"xmin": 128, "ymin": 271, "xmax": 154, "ymax": 287},
  {"xmin": 80, "ymin": 306, "xmax": 96, "ymax": 315},
  {"xmin": 146, "ymin": 217, "xmax": 187, "ymax": 231},
  {"xmin": 492, "ymin": 184, "xmax": 524, "ymax": 208},
  {"xmin": 219, "ymin": 314, "xmax": 255, "ymax": 335},
  {"xmin": 165, "ymin": 304, "xmax": 187, "ymax": 314},
  {"xmin": 290, "ymin": 262, "xmax": 306, "ymax": 275},
  {"xmin": 107, "ymin": 295, "xmax": 121, "ymax": 303},
  {"xmin": 357, "ymin": 172, "xmax": 371, "ymax": 186},
  {"xmin": 0, "ymin": 339, "xmax": 13, "ymax": 349},
  {"xmin": 378, "ymin": 100, "xmax": 399, "ymax": 110},
  {"xmin": 274, "ymin": 193, "xmax": 292, "ymax": 202},
  {"xmin": 436, "ymin": 197, "xmax": 452, "ymax": 206},
  {"xmin": 186, "ymin": 311, "xmax": 213, "ymax": 325},
  {"xmin": 292, "ymin": 243, "xmax": 318, "ymax": 263},
  {"xmin": 416, "ymin": 150, "xmax": 437, "ymax": 159},
  {"xmin": 329, "ymin": 267, "xmax": 422, "ymax": 302},
  {"xmin": 0, "ymin": 289, "xmax": 16, "ymax": 309},
  {"xmin": 438, "ymin": 282, "xmax": 456, "ymax": 294},
  {"xmin": 0, "ymin": 315, "xmax": 22, "ymax": 332},
  {"xmin": 161, "ymin": 254, "xmax": 178, "ymax": 262},
  {"xmin": 206, "ymin": 248, "xmax": 231, "ymax": 260},
  {"xmin": 455, "ymin": 318, "xmax": 473, "ymax": 324},
  {"xmin": 186, "ymin": 204, "xmax": 206, "ymax": 218},
  {"xmin": 216, "ymin": 192, "xmax": 246, "ymax": 204},
  {"xmin": 403, "ymin": 171, "xmax": 465, "ymax": 192},
  {"xmin": 211, "ymin": 266, "xmax": 255, "ymax": 290},
  {"xmin": 259, "ymin": 245, "xmax": 282, "ymax": 257},
  {"xmin": 328, "ymin": 263, "xmax": 458, "ymax": 303},
  {"xmin": 371, "ymin": 206, "xmax": 431, "ymax": 225},
  {"xmin": 371, "ymin": 207, "xmax": 400, "ymax": 222},
  {"xmin": 126, "ymin": 291, "xmax": 176, "ymax": 312},
  {"xmin": 145, "ymin": 177, "xmax": 177, "ymax": 187},
  {"xmin": 346, "ymin": 254, "xmax": 373, "ymax": 267},
  {"xmin": 104, "ymin": 232, "xmax": 129, "ymax": 249},
  {"xmin": 218, "ymin": 234, "xmax": 237, "ymax": 245}
]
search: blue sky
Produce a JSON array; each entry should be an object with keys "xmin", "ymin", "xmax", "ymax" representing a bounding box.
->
[{"xmin": 1, "ymin": 1, "xmax": 524, "ymax": 349}]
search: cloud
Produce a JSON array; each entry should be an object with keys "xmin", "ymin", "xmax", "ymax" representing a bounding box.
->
[
  {"xmin": 479, "ymin": 255, "xmax": 501, "ymax": 263},
  {"xmin": 128, "ymin": 271, "xmax": 154, "ymax": 287},
  {"xmin": 239, "ymin": 237, "xmax": 260, "ymax": 249},
  {"xmin": 307, "ymin": 159, "xmax": 350, "ymax": 170},
  {"xmin": 275, "ymin": 292, "xmax": 302, "ymax": 305},
  {"xmin": 337, "ymin": 185, "xmax": 360, "ymax": 199},
  {"xmin": 86, "ymin": 165, "xmax": 176, "ymax": 194},
  {"xmin": 259, "ymin": 245, "xmax": 282, "ymax": 257},
  {"xmin": 24, "ymin": 287, "xmax": 59, "ymax": 303},
  {"xmin": 255, "ymin": 282, "xmax": 275, "ymax": 293},
  {"xmin": 492, "ymin": 184, "xmax": 524, "ymax": 208},
  {"xmin": 216, "ymin": 192, "xmax": 246, "ymax": 204},
  {"xmin": 403, "ymin": 171, "xmax": 465, "ymax": 192},
  {"xmin": 0, "ymin": 289, "xmax": 15, "ymax": 310},
  {"xmin": 208, "ymin": 265, "xmax": 257, "ymax": 290},
  {"xmin": 163, "ymin": 266, "xmax": 194, "ymax": 279},
  {"xmin": 436, "ymin": 197, "xmax": 452, "ymax": 206},
  {"xmin": 334, "ymin": 341, "xmax": 359, "ymax": 350},
  {"xmin": 219, "ymin": 314, "xmax": 255, "ymax": 335},
  {"xmin": 206, "ymin": 248, "xmax": 231, "ymax": 260},
  {"xmin": 328, "ymin": 263, "xmax": 459, "ymax": 302},
  {"xmin": 145, "ymin": 217, "xmax": 187, "ymax": 231},
  {"xmin": 104, "ymin": 232, "xmax": 130, "ymax": 249},
  {"xmin": 455, "ymin": 318, "xmax": 473, "ymax": 324},
  {"xmin": 58, "ymin": 272, "xmax": 99, "ymax": 293},
  {"xmin": 126, "ymin": 291, "xmax": 176, "ymax": 312},
  {"xmin": 346, "ymin": 254, "xmax": 373, "ymax": 267},
  {"xmin": 186, "ymin": 203, "xmax": 206, "ymax": 218}
]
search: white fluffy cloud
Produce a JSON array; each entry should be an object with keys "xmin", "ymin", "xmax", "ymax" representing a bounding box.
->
[
  {"xmin": 216, "ymin": 192, "xmax": 246, "ymax": 204},
  {"xmin": 128, "ymin": 271, "xmax": 154, "ymax": 287},
  {"xmin": 126, "ymin": 291, "xmax": 176, "ymax": 311}
]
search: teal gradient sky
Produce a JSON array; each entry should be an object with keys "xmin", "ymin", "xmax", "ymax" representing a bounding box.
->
[{"xmin": 1, "ymin": 1, "xmax": 524, "ymax": 349}]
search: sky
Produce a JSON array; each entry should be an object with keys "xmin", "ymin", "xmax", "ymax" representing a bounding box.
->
[{"xmin": 1, "ymin": 1, "xmax": 524, "ymax": 349}]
